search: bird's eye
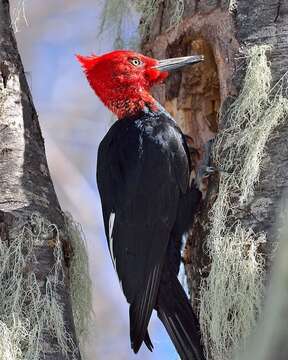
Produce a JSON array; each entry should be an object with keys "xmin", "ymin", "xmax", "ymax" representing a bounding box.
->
[{"xmin": 129, "ymin": 58, "xmax": 142, "ymax": 67}]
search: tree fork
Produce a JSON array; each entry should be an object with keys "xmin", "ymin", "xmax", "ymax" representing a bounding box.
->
[{"xmin": 0, "ymin": 1, "xmax": 81, "ymax": 358}]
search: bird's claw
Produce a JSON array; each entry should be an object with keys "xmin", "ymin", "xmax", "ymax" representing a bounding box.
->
[{"xmin": 199, "ymin": 166, "xmax": 216, "ymax": 178}]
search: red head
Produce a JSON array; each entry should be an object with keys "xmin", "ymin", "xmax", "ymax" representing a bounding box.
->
[{"xmin": 76, "ymin": 50, "xmax": 203, "ymax": 119}]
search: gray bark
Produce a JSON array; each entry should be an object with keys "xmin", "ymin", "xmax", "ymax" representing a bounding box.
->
[{"xmin": 0, "ymin": 0, "xmax": 80, "ymax": 358}]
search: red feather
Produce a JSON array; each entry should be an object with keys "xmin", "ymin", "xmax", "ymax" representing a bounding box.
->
[
  {"xmin": 75, "ymin": 54, "xmax": 99, "ymax": 72},
  {"xmin": 76, "ymin": 50, "xmax": 168, "ymax": 119}
]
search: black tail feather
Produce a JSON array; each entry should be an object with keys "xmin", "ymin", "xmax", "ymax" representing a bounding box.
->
[
  {"xmin": 144, "ymin": 331, "xmax": 154, "ymax": 351},
  {"xmin": 129, "ymin": 264, "xmax": 162, "ymax": 353},
  {"xmin": 157, "ymin": 275, "xmax": 206, "ymax": 360}
]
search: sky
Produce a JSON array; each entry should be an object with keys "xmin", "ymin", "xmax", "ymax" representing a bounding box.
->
[{"xmin": 10, "ymin": 1, "xmax": 178, "ymax": 359}]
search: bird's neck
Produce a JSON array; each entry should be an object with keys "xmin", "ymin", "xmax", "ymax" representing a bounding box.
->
[{"xmin": 98, "ymin": 86, "xmax": 158, "ymax": 119}]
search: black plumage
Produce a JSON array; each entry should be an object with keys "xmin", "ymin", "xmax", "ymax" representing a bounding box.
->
[{"xmin": 97, "ymin": 105, "xmax": 205, "ymax": 360}]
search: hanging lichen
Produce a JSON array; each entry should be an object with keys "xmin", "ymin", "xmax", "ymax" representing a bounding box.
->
[
  {"xmin": 199, "ymin": 45, "xmax": 288, "ymax": 360},
  {"xmin": 0, "ymin": 214, "xmax": 77, "ymax": 360},
  {"xmin": 98, "ymin": 0, "xmax": 139, "ymax": 49},
  {"xmin": 229, "ymin": 0, "xmax": 237, "ymax": 12},
  {"xmin": 135, "ymin": 0, "xmax": 184, "ymax": 36}
]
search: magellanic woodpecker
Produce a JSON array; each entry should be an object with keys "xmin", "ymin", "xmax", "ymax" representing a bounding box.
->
[{"xmin": 77, "ymin": 50, "xmax": 206, "ymax": 360}]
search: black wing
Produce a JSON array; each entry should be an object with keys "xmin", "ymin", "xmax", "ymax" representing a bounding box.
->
[{"xmin": 97, "ymin": 111, "xmax": 189, "ymax": 352}]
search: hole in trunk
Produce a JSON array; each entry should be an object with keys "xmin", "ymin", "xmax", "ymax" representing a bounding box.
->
[{"xmin": 165, "ymin": 36, "xmax": 220, "ymax": 168}]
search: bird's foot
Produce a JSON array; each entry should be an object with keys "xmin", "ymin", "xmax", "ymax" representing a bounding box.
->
[{"xmin": 194, "ymin": 139, "xmax": 216, "ymax": 197}]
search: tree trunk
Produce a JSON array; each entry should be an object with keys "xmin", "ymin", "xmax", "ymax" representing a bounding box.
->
[
  {"xmin": 0, "ymin": 1, "xmax": 81, "ymax": 358},
  {"xmin": 140, "ymin": 0, "xmax": 288, "ymax": 359}
]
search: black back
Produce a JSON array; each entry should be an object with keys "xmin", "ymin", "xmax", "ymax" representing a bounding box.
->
[
  {"xmin": 97, "ymin": 107, "xmax": 190, "ymax": 299},
  {"xmin": 96, "ymin": 105, "xmax": 201, "ymax": 354}
]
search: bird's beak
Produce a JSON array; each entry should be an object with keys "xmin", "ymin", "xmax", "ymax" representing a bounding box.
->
[{"xmin": 154, "ymin": 55, "xmax": 204, "ymax": 72}]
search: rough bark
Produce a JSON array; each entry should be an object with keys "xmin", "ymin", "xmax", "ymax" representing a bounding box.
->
[
  {"xmin": 141, "ymin": 0, "xmax": 288, "ymax": 358},
  {"xmin": 0, "ymin": 1, "xmax": 80, "ymax": 358}
]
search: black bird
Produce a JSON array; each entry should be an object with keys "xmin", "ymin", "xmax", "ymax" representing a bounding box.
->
[{"xmin": 77, "ymin": 50, "xmax": 206, "ymax": 360}]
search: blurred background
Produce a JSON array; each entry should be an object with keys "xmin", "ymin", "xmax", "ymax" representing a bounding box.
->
[{"xmin": 10, "ymin": 0, "xmax": 178, "ymax": 359}]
